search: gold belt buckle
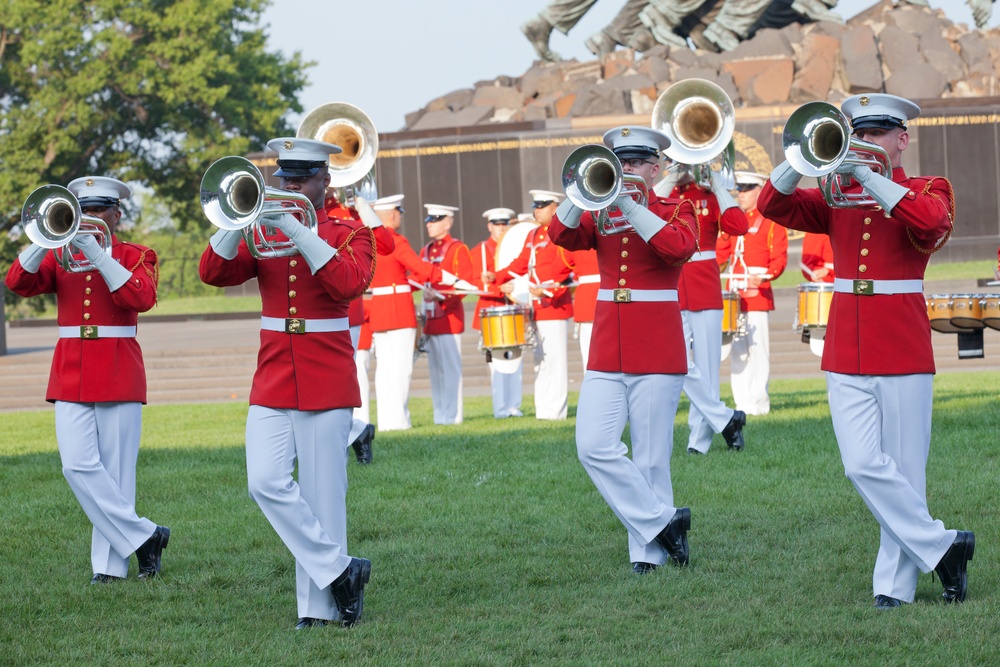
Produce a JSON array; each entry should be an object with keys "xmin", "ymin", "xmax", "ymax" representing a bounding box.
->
[
  {"xmin": 852, "ymin": 279, "xmax": 874, "ymax": 296},
  {"xmin": 284, "ymin": 318, "xmax": 305, "ymax": 334},
  {"xmin": 613, "ymin": 288, "xmax": 631, "ymax": 303},
  {"xmin": 80, "ymin": 325, "xmax": 98, "ymax": 339}
]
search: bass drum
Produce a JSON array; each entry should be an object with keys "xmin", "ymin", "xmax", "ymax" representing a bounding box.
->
[{"xmin": 495, "ymin": 220, "xmax": 539, "ymax": 305}]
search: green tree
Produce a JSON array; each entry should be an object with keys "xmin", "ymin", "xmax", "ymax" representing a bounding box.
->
[{"xmin": 1, "ymin": 0, "xmax": 311, "ymax": 309}]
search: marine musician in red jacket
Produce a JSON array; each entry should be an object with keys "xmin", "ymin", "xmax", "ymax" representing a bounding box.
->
[
  {"xmin": 200, "ymin": 137, "xmax": 375, "ymax": 629},
  {"xmin": 550, "ymin": 125, "xmax": 699, "ymax": 574},
  {"xmin": 5, "ymin": 176, "xmax": 169, "ymax": 584},
  {"xmin": 758, "ymin": 93, "xmax": 974, "ymax": 609}
]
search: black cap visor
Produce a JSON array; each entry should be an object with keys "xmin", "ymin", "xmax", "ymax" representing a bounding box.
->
[
  {"xmin": 613, "ymin": 146, "xmax": 659, "ymax": 162},
  {"xmin": 78, "ymin": 196, "xmax": 119, "ymax": 208},
  {"xmin": 851, "ymin": 115, "xmax": 906, "ymax": 132},
  {"xmin": 274, "ymin": 160, "xmax": 328, "ymax": 178}
]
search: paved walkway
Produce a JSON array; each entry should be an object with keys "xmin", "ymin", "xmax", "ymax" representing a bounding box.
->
[{"xmin": 2, "ymin": 279, "xmax": 999, "ymax": 412}]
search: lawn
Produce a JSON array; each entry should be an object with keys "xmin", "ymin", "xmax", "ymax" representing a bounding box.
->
[{"xmin": 0, "ymin": 373, "xmax": 997, "ymax": 665}]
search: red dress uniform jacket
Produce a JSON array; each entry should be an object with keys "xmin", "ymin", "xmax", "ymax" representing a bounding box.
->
[
  {"xmin": 757, "ymin": 167, "xmax": 954, "ymax": 375},
  {"xmin": 568, "ymin": 248, "xmax": 599, "ymax": 323},
  {"xmin": 801, "ymin": 232, "xmax": 835, "ymax": 282},
  {"xmin": 495, "ymin": 224, "xmax": 574, "ymax": 321},
  {"xmin": 420, "ymin": 234, "xmax": 473, "ymax": 335},
  {"xmin": 370, "ymin": 229, "xmax": 441, "ymax": 332},
  {"xmin": 358, "ymin": 298, "xmax": 373, "ymax": 351},
  {"xmin": 549, "ymin": 194, "xmax": 699, "ymax": 374},
  {"xmin": 199, "ymin": 207, "xmax": 375, "ymax": 410},
  {"xmin": 329, "ymin": 204, "xmax": 393, "ymax": 329},
  {"xmin": 716, "ymin": 209, "xmax": 788, "ymax": 312},
  {"xmin": 670, "ymin": 183, "xmax": 749, "ymax": 311},
  {"xmin": 470, "ymin": 237, "xmax": 509, "ymax": 330},
  {"xmin": 5, "ymin": 237, "xmax": 158, "ymax": 403}
]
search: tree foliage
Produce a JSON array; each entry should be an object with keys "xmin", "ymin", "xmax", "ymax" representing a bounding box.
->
[{"xmin": 0, "ymin": 0, "xmax": 310, "ymax": 268}]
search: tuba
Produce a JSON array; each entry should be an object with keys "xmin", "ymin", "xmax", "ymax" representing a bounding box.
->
[
  {"xmin": 782, "ymin": 101, "xmax": 893, "ymax": 208},
  {"xmin": 297, "ymin": 102, "xmax": 378, "ymax": 206},
  {"xmin": 651, "ymin": 78, "xmax": 736, "ymax": 190},
  {"xmin": 561, "ymin": 144, "xmax": 648, "ymax": 236},
  {"xmin": 200, "ymin": 155, "xmax": 318, "ymax": 259},
  {"xmin": 21, "ymin": 185, "xmax": 112, "ymax": 273}
]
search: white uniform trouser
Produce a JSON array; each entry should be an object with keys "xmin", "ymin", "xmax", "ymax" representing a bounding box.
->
[
  {"xmin": 826, "ymin": 372, "xmax": 956, "ymax": 602},
  {"xmin": 578, "ymin": 321, "xmax": 594, "ymax": 369},
  {"xmin": 533, "ymin": 319, "xmax": 569, "ymax": 420},
  {"xmin": 246, "ymin": 406, "xmax": 353, "ymax": 620},
  {"xmin": 372, "ymin": 327, "xmax": 417, "ymax": 431},
  {"xmin": 576, "ymin": 372, "xmax": 686, "ymax": 565},
  {"xmin": 682, "ymin": 309, "xmax": 735, "ymax": 452},
  {"xmin": 489, "ymin": 358, "xmax": 523, "ymax": 418},
  {"xmin": 348, "ymin": 324, "xmax": 370, "ymax": 445},
  {"xmin": 730, "ymin": 310, "xmax": 771, "ymax": 416},
  {"xmin": 427, "ymin": 333, "xmax": 463, "ymax": 425},
  {"xmin": 55, "ymin": 401, "xmax": 157, "ymax": 578}
]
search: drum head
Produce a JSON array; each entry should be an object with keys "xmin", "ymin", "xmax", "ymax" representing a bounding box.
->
[{"xmin": 495, "ymin": 221, "xmax": 539, "ymax": 271}]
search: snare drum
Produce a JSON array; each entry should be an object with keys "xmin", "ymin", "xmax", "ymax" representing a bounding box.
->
[
  {"xmin": 480, "ymin": 305, "xmax": 529, "ymax": 350},
  {"xmin": 926, "ymin": 294, "xmax": 965, "ymax": 333},
  {"xmin": 949, "ymin": 293, "xmax": 985, "ymax": 329},
  {"xmin": 796, "ymin": 283, "xmax": 833, "ymax": 332},
  {"xmin": 982, "ymin": 294, "xmax": 1000, "ymax": 331},
  {"xmin": 721, "ymin": 291, "xmax": 740, "ymax": 334}
]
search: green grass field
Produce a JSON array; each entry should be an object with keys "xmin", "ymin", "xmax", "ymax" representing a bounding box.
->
[{"xmin": 1, "ymin": 374, "xmax": 997, "ymax": 665}]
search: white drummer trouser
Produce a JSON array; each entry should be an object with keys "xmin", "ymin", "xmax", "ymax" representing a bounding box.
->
[
  {"xmin": 372, "ymin": 327, "xmax": 417, "ymax": 431},
  {"xmin": 533, "ymin": 318, "xmax": 570, "ymax": 420},
  {"xmin": 730, "ymin": 310, "xmax": 771, "ymax": 415},
  {"xmin": 55, "ymin": 401, "xmax": 157, "ymax": 578},
  {"xmin": 578, "ymin": 321, "xmax": 594, "ymax": 369},
  {"xmin": 348, "ymin": 324, "xmax": 371, "ymax": 443},
  {"xmin": 246, "ymin": 405, "xmax": 353, "ymax": 621},
  {"xmin": 826, "ymin": 372, "xmax": 956, "ymax": 602},
  {"xmin": 489, "ymin": 359, "xmax": 523, "ymax": 418},
  {"xmin": 427, "ymin": 332, "xmax": 463, "ymax": 425},
  {"xmin": 682, "ymin": 309, "xmax": 735, "ymax": 452},
  {"xmin": 576, "ymin": 371, "xmax": 686, "ymax": 565}
]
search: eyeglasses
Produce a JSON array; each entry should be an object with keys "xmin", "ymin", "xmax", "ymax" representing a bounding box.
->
[
  {"xmin": 620, "ymin": 158, "xmax": 656, "ymax": 169},
  {"xmin": 81, "ymin": 205, "xmax": 114, "ymax": 214}
]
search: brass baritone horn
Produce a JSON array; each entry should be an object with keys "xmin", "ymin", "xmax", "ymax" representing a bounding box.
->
[
  {"xmin": 297, "ymin": 102, "xmax": 378, "ymax": 206},
  {"xmin": 651, "ymin": 78, "xmax": 736, "ymax": 190},
  {"xmin": 782, "ymin": 101, "xmax": 893, "ymax": 208},
  {"xmin": 200, "ymin": 155, "xmax": 318, "ymax": 260},
  {"xmin": 21, "ymin": 184, "xmax": 112, "ymax": 273},
  {"xmin": 562, "ymin": 144, "xmax": 648, "ymax": 236}
]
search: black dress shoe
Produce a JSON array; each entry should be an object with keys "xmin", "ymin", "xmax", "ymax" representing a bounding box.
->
[
  {"xmin": 90, "ymin": 573, "xmax": 125, "ymax": 584},
  {"xmin": 331, "ymin": 557, "xmax": 371, "ymax": 627},
  {"xmin": 350, "ymin": 424, "xmax": 374, "ymax": 465},
  {"xmin": 294, "ymin": 617, "xmax": 328, "ymax": 630},
  {"xmin": 935, "ymin": 531, "xmax": 975, "ymax": 603},
  {"xmin": 687, "ymin": 447, "xmax": 705, "ymax": 456},
  {"xmin": 632, "ymin": 562, "xmax": 659, "ymax": 575},
  {"xmin": 874, "ymin": 594, "xmax": 902, "ymax": 609},
  {"xmin": 136, "ymin": 525, "xmax": 170, "ymax": 579},
  {"xmin": 654, "ymin": 507, "xmax": 691, "ymax": 566},
  {"xmin": 721, "ymin": 410, "xmax": 746, "ymax": 451}
]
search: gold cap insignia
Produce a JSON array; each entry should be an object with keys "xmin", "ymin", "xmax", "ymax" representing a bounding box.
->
[
  {"xmin": 85, "ymin": 178, "xmax": 95, "ymax": 187},
  {"xmin": 284, "ymin": 140, "xmax": 294, "ymax": 150},
  {"xmin": 860, "ymin": 96, "xmax": 870, "ymax": 106},
  {"xmin": 621, "ymin": 128, "xmax": 631, "ymax": 137}
]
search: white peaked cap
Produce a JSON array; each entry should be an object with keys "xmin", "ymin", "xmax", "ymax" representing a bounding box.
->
[
  {"xmin": 373, "ymin": 194, "xmax": 404, "ymax": 211},
  {"xmin": 67, "ymin": 176, "xmax": 131, "ymax": 203},
  {"xmin": 528, "ymin": 189, "xmax": 564, "ymax": 204},
  {"xmin": 483, "ymin": 207, "xmax": 516, "ymax": 222}
]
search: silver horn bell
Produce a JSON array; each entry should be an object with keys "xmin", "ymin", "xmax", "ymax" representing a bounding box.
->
[
  {"xmin": 562, "ymin": 144, "xmax": 648, "ymax": 236},
  {"xmin": 21, "ymin": 184, "xmax": 112, "ymax": 273}
]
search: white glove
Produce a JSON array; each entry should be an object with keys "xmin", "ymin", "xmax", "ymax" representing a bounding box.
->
[
  {"xmin": 209, "ymin": 228, "xmax": 243, "ymax": 260},
  {"xmin": 849, "ymin": 164, "xmax": 908, "ymax": 213},
  {"xmin": 613, "ymin": 195, "xmax": 666, "ymax": 242},
  {"xmin": 709, "ymin": 169, "xmax": 738, "ymax": 211},
  {"xmin": 769, "ymin": 161, "xmax": 803, "ymax": 195},
  {"xmin": 273, "ymin": 213, "xmax": 337, "ymax": 274},
  {"xmin": 354, "ymin": 197, "xmax": 383, "ymax": 229},
  {"xmin": 653, "ymin": 168, "xmax": 682, "ymax": 198},
  {"xmin": 555, "ymin": 198, "xmax": 583, "ymax": 229},
  {"xmin": 18, "ymin": 244, "xmax": 48, "ymax": 273},
  {"xmin": 71, "ymin": 234, "xmax": 131, "ymax": 291}
]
